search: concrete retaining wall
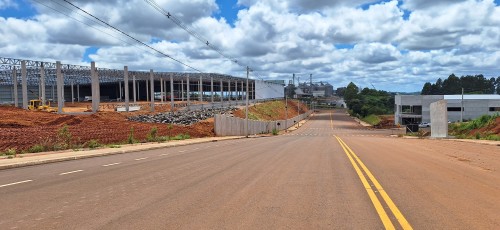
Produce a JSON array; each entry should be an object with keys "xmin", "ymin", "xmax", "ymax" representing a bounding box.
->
[{"xmin": 215, "ymin": 111, "xmax": 312, "ymax": 136}]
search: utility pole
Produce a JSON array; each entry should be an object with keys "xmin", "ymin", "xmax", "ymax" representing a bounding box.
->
[
  {"xmin": 245, "ymin": 66, "xmax": 250, "ymax": 138},
  {"xmin": 461, "ymin": 88, "xmax": 464, "ymax": 122},
  {"xmin": 285, "ymin": 95, "xmax": 288, "ymax": 132}
]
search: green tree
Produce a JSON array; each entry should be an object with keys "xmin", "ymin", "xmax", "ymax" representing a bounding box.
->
[
  {"xmin": 496, "ymin": 77, "xmax": 500, "ymax": 94},
  {"xmin": 442, "ymin": 74, "xmax": 461, "ymax": 94},
  {"xmin": 421, "ymin": 82, "xmax": 432, "ymax": 95},
  {"xmin": 431, "ymin": 78, "xmax": 443, "ymax": 95},
  {"xmin": 344, "ymin": 82, "xmax": 359, "ymax": 103}
]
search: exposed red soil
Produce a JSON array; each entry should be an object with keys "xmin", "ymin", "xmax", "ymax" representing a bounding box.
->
[
  {"xmin": 374, "ymin": 115, "xmax": 397, "ymax": 129},
  {"xmin": 0, "ymin": 106, "xmax": 214, "ymax": 152},
  {"xmin": 472, "ymin": 117, "xmax": 500, "ymax": 135},
  {"xmin": 232, "ymin": 100, "xmax": 308, "ymax": 120}
]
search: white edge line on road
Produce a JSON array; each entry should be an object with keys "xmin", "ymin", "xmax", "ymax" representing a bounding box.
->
[
  {"xmin": 0, "ymin": 180, "xmax": 33, "ymax": 188},
  {"xmin": 134, "ymin": 157, "xmax": 148, "ymax": 161},
  {"xmin": 59, "ymin": 170, "xmax": 83, "ymax": 175},
  {"xmin": 102, "ymin": 162, "xmax": 121, "ymax": 167}
]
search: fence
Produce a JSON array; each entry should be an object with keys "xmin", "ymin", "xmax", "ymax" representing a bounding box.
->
[{"xmin": 215, "ymin": 111, "xmax": 312, "ymax": 136}]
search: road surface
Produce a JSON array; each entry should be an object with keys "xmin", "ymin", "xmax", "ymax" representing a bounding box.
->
[{"xmin": 1, "ymin": 110, "xmax": 499, "ymax": 229}]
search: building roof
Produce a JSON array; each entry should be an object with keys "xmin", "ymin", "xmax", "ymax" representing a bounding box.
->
[{"xmin": 444, "ymin": 95, "xmax": 500, "ymax": 100}]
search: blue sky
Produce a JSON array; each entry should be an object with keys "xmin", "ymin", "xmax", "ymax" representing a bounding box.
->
[{"xmin": 1, "ymin": 0, "xmax": 500, "ymax": 92}]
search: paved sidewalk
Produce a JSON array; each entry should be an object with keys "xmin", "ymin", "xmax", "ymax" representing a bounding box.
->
[{"xmin": 0, "ymin": 136, "xmax": 244, "ymax": 170}]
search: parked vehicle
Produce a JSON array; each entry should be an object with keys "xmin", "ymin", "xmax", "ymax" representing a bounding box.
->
[{"xmin": 418, "ymin": 122, "xmax": 431, "ymax": 128}]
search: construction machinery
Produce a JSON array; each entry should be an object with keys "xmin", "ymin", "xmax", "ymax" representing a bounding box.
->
[{"xmin": 28, "ymin": 99, "xmax": 57, "ymax": 113}]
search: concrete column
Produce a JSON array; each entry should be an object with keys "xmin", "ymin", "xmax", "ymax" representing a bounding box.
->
[
  {"xmin": 220, "ymin": 79, "xmax": 223, "ymax": 107},
  {"xmin": 137, "ymin": 81, "xmax": 140, "ymax": 102},
  {"xmin": 77, "ymin": 84, "xmax": 80, "ymax": 102},
  {"xmin": 12, "ymin": 66, "xmax": 18, "ymax": 107},
  {"xmin": 21, "ymin": 61, "xmax": 28, "ymax": 110},
  {"xmin": 187, "ymin": 74, "xmax": 190, "ymax": 110},
  {"xmin": 124, "ymin": 66, "xmax": 129, "ymax": 112},
  {"xmin": 119, "ymin": 80, "xmax": 122, "ymax": 101},
  {"xmin": 150, "ymin": 69, "xmax": 154, "ymax": 112},
  {"xmin": 210, "ymin": 75, "xmax": 214, "ymax": 104},
  {"xmin": 240, "ymin": 81, "xmax": 245, "ymax": 101},
  {"xmin": 91, "ymin": 61, "xmax": 99, "ymax": 112},
  {"xmin": 132, "ymin": 75, "xmax": 136, "ymax": 103},
  {"xmin": 199, "ymin": 75, "xmax": 202, "ymax": 102},
  {"xmin": 51, "ymin": 85, "xmax": 54, "ymax": 101},
  {"xmin": 160, "ymin": 78, "xmax": 164, "ymax": 103},
  {"xmin": 146, "ymin": 79, "xmax": 149, "ymax": 102},
  {"xmin": 181, "ymin": 79, "xmax": 184, "ymax": 101},
  {"xmin": 170, "ymin": 73, "xmax": 174, "ymax": 111},
  {"xmin": 56, "ymin": 61, "xmax": 63, "ymax": 113},
  {"xmin": 71, "ymin": 81, "xmax": 74, "ymax": 104},
  {"xmin": 40, "ymin": 64, "xmax": 45, "ymax": 104},
  {"xmin": 228, "ymin": 80, "xmax": 231, "ymax": 104}
]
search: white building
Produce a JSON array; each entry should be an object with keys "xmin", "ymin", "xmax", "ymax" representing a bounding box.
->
[{"xmin": 395, "ymin": 95, "xmax": 500, "ymax": 125}]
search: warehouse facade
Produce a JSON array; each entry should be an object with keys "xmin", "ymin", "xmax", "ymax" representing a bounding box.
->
[{"xmin": 395, "ymin": 95, "xmax": 500, "ymax": 125}]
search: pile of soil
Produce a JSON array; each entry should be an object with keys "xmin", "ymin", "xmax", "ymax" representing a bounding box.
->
[
  {"xmin": 0, "ymin": 106, "xmax": 214, "ymax": 152},
  {"xmin": 374, "ymin": 115, "xmax": 397, "ymax": 129}
]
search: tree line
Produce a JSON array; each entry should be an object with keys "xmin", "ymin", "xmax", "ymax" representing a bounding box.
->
[
  {"xmin": 421, "ymin": 74, "xmax": 500, "ymax": 95},
  {"xmin": 343, "ymin": 82, "xmax": 394, "ymax": 118}
]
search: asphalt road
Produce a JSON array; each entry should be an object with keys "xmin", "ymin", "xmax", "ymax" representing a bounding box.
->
[{"xmin": 1, "ymin": 110, "xmax": 499, "ymax": 229}]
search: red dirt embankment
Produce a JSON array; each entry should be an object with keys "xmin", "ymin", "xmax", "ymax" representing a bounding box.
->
[{"xmin": 0, "ymin": 106, "xmax": 214, "ymax": 152}]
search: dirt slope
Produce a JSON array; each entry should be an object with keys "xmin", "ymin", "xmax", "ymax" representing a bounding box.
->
[{"xmin": 0, "ymin": 106, "xmax": 214, "ymax": 152}]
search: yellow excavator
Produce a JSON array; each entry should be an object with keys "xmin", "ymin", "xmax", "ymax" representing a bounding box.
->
[{"xmin": 28, "ymin": 99, "xmax": 57, "ymax": 113}]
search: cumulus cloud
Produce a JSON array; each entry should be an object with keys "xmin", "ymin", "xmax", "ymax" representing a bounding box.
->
[
  {"xmin": 353, "ymin": 43, "xmax": 401, "ymax": 64},
  {"xmin": 0, "ymin": 0, "xmax": 16, "ymax": 9},
  {"xmin": 1, "ymin": 0, "xmax": 499, "ymax": 92}
]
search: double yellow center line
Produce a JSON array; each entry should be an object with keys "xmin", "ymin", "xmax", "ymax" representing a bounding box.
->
[{"xmin": 331, "ymin": 113, "xmax": 412, "ymax": 230}]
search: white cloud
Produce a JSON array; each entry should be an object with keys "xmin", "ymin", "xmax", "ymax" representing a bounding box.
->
[
  {"xmin": 0, "ymin": 0, "xmax": 16, "ymax": 9},
  {"xmin": 0, "ymin": 0, "xmax": 499, "ymax": 92}
]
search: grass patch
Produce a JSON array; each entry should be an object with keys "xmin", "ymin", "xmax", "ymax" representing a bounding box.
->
[
  {"xmin": 28, "ymin": 144, "xmax": 45, "ymax": 153},
  {"xmin": 170, "ymin": 134, "xmax": 191, "ymax": 140},
  {"xmin": 449, "ymin": 113, "xmax": 499, "ymax": 139},
  {"xmin": 361, "ymin": 114, "xmax": 381, "ymax": 126},
  {"xmin": 87, "ymin": 139, "xmax": 101, "ymax": 149}
]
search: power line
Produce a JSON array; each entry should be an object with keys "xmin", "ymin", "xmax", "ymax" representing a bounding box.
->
[
  {"xmin": 143, "ymin": 0, "xmax": 286, "ymax": 96},
  {"xmin": 60, "ymin": 0, "xmax": 202, "ymax": 73},
  {"xmin": 32, "ymin": 0, "xmax": 162, "ymax": 59}
]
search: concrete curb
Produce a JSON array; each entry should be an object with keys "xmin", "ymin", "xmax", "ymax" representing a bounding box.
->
[{"xmin": 0, "ymin": 136, "xmax": 245, "ymax": 170}]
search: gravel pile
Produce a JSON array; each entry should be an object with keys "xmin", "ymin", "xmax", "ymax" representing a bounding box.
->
[{"xmin": 128, "ymin": 107, "xmax": 237, "ymax": 125}]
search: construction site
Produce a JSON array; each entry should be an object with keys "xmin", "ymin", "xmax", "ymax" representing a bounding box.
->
[{"xmin": 0, "ymin": 57, "xmax": 295, "ymax": 153}]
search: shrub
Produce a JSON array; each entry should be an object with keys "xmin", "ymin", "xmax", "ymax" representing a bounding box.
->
[
  {"xmin": 87, "ymin": 139, "xmax": 101, "ymax": 149},
  {"xmin": 272, "ymin": 128, "xmax": 278, "ymax": 135},
  {"xmin": 147, "ymin": 126, "xmax": 158, "ymax": 142},
  {"xmin": 5, "ymin": 148, "xmax": 17, "ymax": 156},
  {"xmin": 128, "ymin": 127, "xmax": 136, "ymax": 144},
  {"xmin": 28, "ymin": 144, "xmax": 45, "ymax": 153},
  {"xmin": 54, "ymin": 125, "xmax": 73, "ymax": 150}
]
